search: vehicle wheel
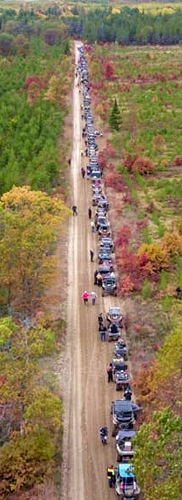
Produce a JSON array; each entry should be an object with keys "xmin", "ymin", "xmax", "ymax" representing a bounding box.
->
[
  {"xmin": 116, "ymin": 452, "xmax": 121, "ymax": 462},
  {"xmin": 102, "ymin": 292, "xmax": 105, "ymax": 297},
  {"xmin": 112, "ymin": 427, "xmax": 117, "ymax": 437},
  {"xmin": 115, "ymin": 292, "xmax": 117, "ymax": 297}
]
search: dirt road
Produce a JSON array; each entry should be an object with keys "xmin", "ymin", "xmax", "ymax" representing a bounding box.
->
[{"xmin": 62, "ymin": 42, "xmax": 128, "ymax": 500}]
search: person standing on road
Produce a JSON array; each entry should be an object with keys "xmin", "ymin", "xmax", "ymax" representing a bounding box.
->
[
  {"xmin": 98, "ymin": 313, "xmax": 104, "ymax": 326},
  {"xmin": 81, "ymin": 167, "xmax": 85, "ymax": 178},
  {"xmin": 90, "ymin": 291, "xmax": 97, "ymax": 305},
  {"xmin": 96, "ymin": 272, "xmax": 102, "ymax": 287},
  {"xmin": 72, "ymin": 205, "xmax": 78, "ymax": 216},
  {"xmin": 88, "ymin": 207, "xmax": 92, "ymax": 219},
  {"xmin": 99, "ymin": 323, "xmax": 107, "ymax": 341},
  {"xmin": 107, "ymin": 363, "xmax": 113, "ymax": 383},
  {"xmin": 107, "ymin": 466, "xmax": 116, "ymax": 488},
  {"xmin": 91, "ymin": 220, "xmax": 95, "ymax": 232},
  {"xmin": 90, "ymin": 249, "xmax": 94, "ymax": 262},
  {"xmin": 81, "ymin": 291, "xmax": 89, "ymax": 304}
]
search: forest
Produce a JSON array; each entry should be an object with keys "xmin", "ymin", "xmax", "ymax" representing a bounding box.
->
[
  {"xmin": 0, "ymin": 7, "xmax": 71, "ymax": 195},
  {"xmin": 0, "ymin": 2, "xmax": 182, "ymax": 499},
  {"xmin": 66, "ymin": 6, "xmax": 182, "ymax": 44}
]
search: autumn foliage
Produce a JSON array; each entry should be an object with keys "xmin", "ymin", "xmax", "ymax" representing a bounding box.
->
[
  {"xmin": 161, "ymin": 231, "xmax": 182, "ymax": 257},
  {"xmin": 137, "ymin": 243, "xmax": 168, "ymax": 272},
  {"xmin": 0, "ymin": 316, "xmax": 65, "ymax": 495},
  {"xmin": 123, "ymin": 154, "xmax": 155, "ymax": 175},
  {"xmin": 0, "ymin": 186, "xmax": 69, "ymax": 313},
  {"xmin": 116, "ymin": 239, "xmax": 171, "ymax": 296},
  {"xmin": 105, "ymin": 61, "xmax": 115, "ymax": 80}
]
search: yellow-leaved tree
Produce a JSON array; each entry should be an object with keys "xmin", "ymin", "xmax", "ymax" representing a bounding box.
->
[
  {"xmin": 0, "ymin": 186, "xmax": 69, "ymax": 313},
  {"xmin": 137, "ymin": 242, "xmax": 168, "ymax": 272}
]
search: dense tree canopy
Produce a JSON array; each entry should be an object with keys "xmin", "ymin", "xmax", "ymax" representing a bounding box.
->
[
  {"xmin": 0, "ymin": 14, "xmax": 71, "ymax": 195},
  {"xmin": 63, "ymin": 6, "xmax": 182, "ymax": 45}
]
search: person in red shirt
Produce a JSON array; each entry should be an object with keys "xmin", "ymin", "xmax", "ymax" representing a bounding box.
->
[{"xmin": 81, "ymin": 291, "xmax": 89, "ymax": 304}]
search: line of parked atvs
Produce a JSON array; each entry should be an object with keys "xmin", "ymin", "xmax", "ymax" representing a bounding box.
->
[
  {"xmin": 78, "ymin": 45, "xmax": 142, "ymax": 500},
  {"xmin": 78, "ymin": 49, "xmax": 117, "ymax": 299}
]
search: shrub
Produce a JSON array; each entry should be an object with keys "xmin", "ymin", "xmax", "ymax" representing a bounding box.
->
[
  {"xmin": 146, "ymin": 201, "xmax": 155, "ymax": 213},
  {"xmin": 176, "ymin": 220, "xmax": 182, "ymax": 235},
  {"xmin": 105, "ymin": 61, "xmax": 115, "ymax": 80},
  {"xmin": 122, "ymin": 194, "xmax": 134, "ymax": 204},
  {"xmin": 136, "ymin": 219, "xmax": 148, "ymax": 229},
  {"xmin": 123, "ymin": 153, "xmax": 138, "ymax": 173},
  {"xmin": 174, "ymin": 156, "xmax": 182, "ymax": 166},
  {"xmin": 138, "ymin": 243, "xmax": 168, "ymax": 272},
  {"xmin": 132, "ymin": 156, "xmax": 155, "ymax": 175},
  {"xmin": 123, "ymin": 154, "xmax": 155, "ymax": 175},
  {"xmin": 115, "ymin": 225, "xmax": 131, "ymax": 247},
  {"xmin": 161, "ymin": 231, "xmax": 182, "ymax": 257},
  {"xmin": 117, "ymin": 247, "xmax": 139, "ymax": 275},
  {"xmin": 118, "ymin": 276, "xmax": 136, "ymax": 296},
  {"xmin": 97, "ymin": 151, "xmax": 108, "ymax": 170},
  {"xmin": 104, "ymin": 170, "xmax": 123, "ymax": 189},
  {"xmin": 141, "ymin": 279, "xmax": 152, "ymax": 299}
]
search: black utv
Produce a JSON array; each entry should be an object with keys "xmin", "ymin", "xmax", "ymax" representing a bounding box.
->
[
  {"xmin": 111, "ymin": 399, "xmax": 142, "ymax": 436},
  {"xmin": 102, "ymin": 275, "xmax": 117, "ymax": 296}
]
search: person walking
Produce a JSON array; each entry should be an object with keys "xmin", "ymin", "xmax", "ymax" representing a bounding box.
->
[
  {"xmin": 72, "ymin": 205, "xmax": 78, "ymax": 216},
  {"xmin": 81, "ymin": 167, "xmax": 85, "ymax": 178},
  {"xmin": 100, "ymin": 323, "xmax": 107, "ymax": 341},
  {"xmin": 88, "ymin": 207, "xmax": 92, "ymax": 220},
  {"xmin": 107, "ymin": 363, "xmax": 113, "ymax": 383},
  {"xmin": 98, "ymin": 313, "xmax": 104, "ymax": 326},
  {"xmin": 94, "ymin": 213, "xmax": 98, "ymax": 227},
  {"xmin": 81, "ymin": 291, "xmax": 89, "ymax": 304},
  {"xmin": 107, "ymin": 466, "xmax": 116, "ymax": 488},
  {"xmin": 90, "ymin": 291, "xmax": 97, "ymax": 305},
  {"xmin": 90, "ymin": 249, "xmax": 94, "ymax": 262},
  {"xmin": 91, "ymin": 220, "xmax": 95, "ymax": 233},
  {"xmin": 94, "ymin": 270, "xmax": 99, "ymax": 286}
]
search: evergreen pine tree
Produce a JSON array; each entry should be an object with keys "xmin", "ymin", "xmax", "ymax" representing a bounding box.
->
[{"xmin": 109, "ymin": 98, "xmax": 122, "ymax": 131}]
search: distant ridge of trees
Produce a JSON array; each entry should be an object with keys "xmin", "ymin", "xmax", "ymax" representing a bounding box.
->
[
  {"xmin": 1, "ymin": 5, "xmax": 182, "ymax": 46},
  {"xmin": 64, "ymin": 6, "xmax": 182, "ymax": 45}
]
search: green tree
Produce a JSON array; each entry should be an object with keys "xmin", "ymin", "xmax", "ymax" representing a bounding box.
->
[
  {"xmin": 0, "ymin": 32, "xmax": 14, "ymax": 55},
  {"xmin": 109, "ymin": 98, "xmax": 122, "ymax": 131},
  {"xmin": 133, "ymin": 408, "xmax": 182, "ymax": 500}
]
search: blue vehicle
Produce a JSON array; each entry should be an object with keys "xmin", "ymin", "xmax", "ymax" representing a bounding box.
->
[
  {"xmin": 98, "ymin": 249, "xmax": 112, "ymax": 264},
  {"xmin": 115, "ymin": 463, "xmax": 140, "ymax": 499}
]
